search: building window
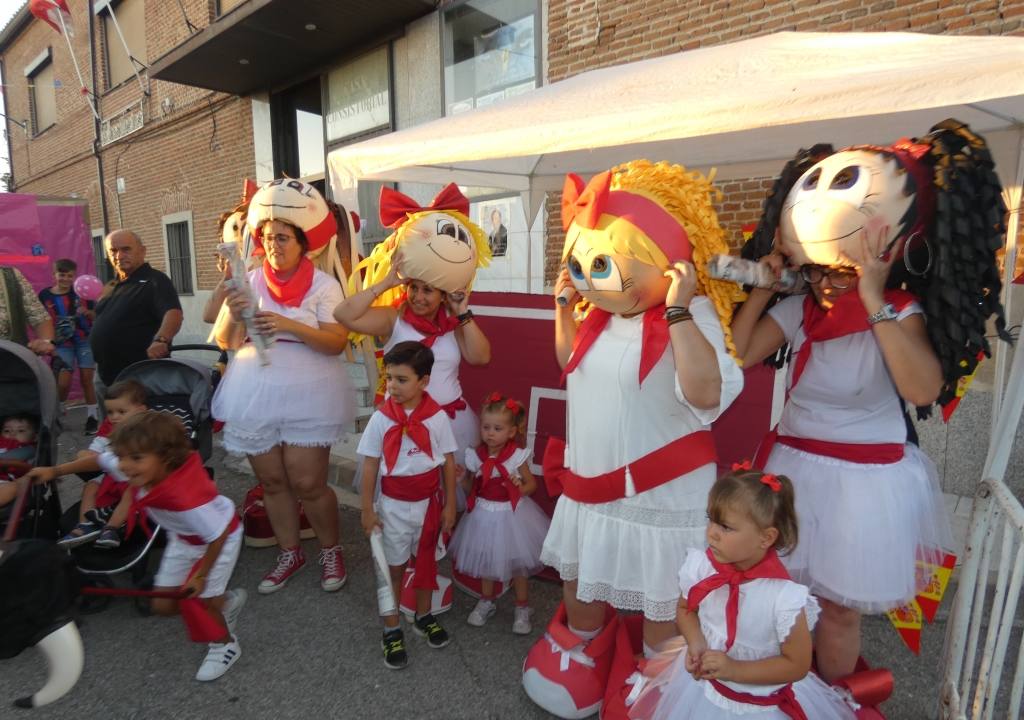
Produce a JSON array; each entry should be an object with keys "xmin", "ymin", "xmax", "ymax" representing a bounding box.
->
[
  {"xmin": 325, "ymin": 46, "xmax": 391, "ymax": 144},
  {"xmin": 162, "ymin": 212, "xmax": 195, "ymax": 295},
  {"xmin": 442, "ymin": 0, "xmax": 539, "ymax": 116},
  {"xmin": 25, "ymin": 49, "xmax": 57, "ymax": 135},
  {"xmin": 92, "ymin": 231, "xmax": 115, "ymax": 283},
  {"xmin": 100, "ymin": 0, "xmax": 147, "ymax": 89},
  {"xmin": 270, "ymin": 76, "xmax": 325, "ymax": 182},
  {"xmin": 216, "ymin": 0, "xmax": 247, "ymax": 16}
]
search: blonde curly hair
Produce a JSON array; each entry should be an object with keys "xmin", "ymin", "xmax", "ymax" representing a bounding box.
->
[{"xmin": 562, "ymin": 159, "xmax": 744, "ymax": 358}]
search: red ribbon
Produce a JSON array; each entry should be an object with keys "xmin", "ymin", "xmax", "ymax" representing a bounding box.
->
[
  {"xmin": 561, "ymin": 305, "xmax": 669, "ymax": 387},
  {"xmin": 262, "ymin": 256, "xmax": 315, "ymax": 308},
  {"xmin": 378, "ymin": 393, "xmax": 443, "ymax": 474},
  {"xmin": 379, "ymin": 182, "xmax": 470, "ymax": 228},
  {"xmin": 709, "ymin": 679, "xmax": 807, "ymax": 720},
  {"xmin": 687, "ymin": 548, "xmax": 791, "ymax": 651},
  {"xmin": 561, "ymin": 171, "xmax": 612, "ymax": 232},
  {"xmin": 381, "ymin": 468, "xmax": 444, "ymax": 590},
  {"xmin": 125, "ymin": 453, "xmax": 219, "ymax": 539},
  {"xmin": 401, "ymin": 303, "xmax": 460, "ymax": 348},
  {"xmin": 439, "ymin": 398, "xmax": 467, "ymax": 419},
  {"xmin": 467, "ymin": 443, "xmax": 521, "ymax": 511}
]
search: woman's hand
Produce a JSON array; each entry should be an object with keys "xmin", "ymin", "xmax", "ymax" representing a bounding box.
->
[
  {"xmin": 447, "ymin": 288, "xmax": 470, "ymax": 315},
  {"xmin": 224, "ymin": 286, "xmax": 250, "ymax": 322},
  {"xmin": 664, "ymin": 260, "xmax": 698, "ymax": 308},
  {"xmin": 253, "ymin": 311, "xmax": 292, "ymax": 338},
  {"xmin": 361, "ymin": 508, "xmax": 382, "ymax": 537},
  {"xmin": 554, "ymin": 268, "xmax": 579, "ymax": 309},
  {"xmin": 856, "ymin": 226, "xmax": 899, "ymax": 309},
  {"xmin": 699, "ymin": 650, "xmax": 736, "ymax": 681},
  {"xmin": 379, "ymin": 251, "xmax": 408, "ymax": 292},
  {"xmin": 180, "ymin": 574, "xmax": 206, "ymax": 598}
]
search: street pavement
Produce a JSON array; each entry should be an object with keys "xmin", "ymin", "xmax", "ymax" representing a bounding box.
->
[{"xmin": 1, "ymin": 408, "xmax": 982, "ymax": 719}]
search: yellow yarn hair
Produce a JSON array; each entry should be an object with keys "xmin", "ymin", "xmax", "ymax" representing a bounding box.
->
[
  {"xmin": 347, "ymin": 208, "xmax": 492, "ymax": 342},
  {"xmin": 562, "ymin": 159, "xmax": 744, "ymax": 358}
]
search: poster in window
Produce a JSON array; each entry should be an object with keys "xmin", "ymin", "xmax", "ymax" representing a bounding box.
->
[{"xmin": 475, "ymin": 199, "xmax": 512, "ymax": 258}]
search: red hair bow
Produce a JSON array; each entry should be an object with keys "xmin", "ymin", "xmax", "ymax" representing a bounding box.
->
[
  {"xmin": 732, "ymin": 460, "xmax": 753, "ymax": 472},
  {"xmin": 487, "ymin": 392, "xmax": 503, "ymax": 404},
  {"xmin": 760, "ymin": 474, "xmax": 781, "ymax": 492},
  {"xmin": 561, "ymin": 171, "xmax": 611, "ymax": 232},
  {"xmin": 505, "ymin": 399, "xmax": 519, "ymax": 412},
  {"xmin": 379, "ymin": 183, "xmax": 470, "ymax": 229}
]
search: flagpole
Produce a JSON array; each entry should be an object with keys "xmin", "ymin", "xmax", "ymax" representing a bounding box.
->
[
  {"xmin": 53, "ymin": 5, "xmax": 99, "ymax": 120},
  {"xmin": 103, "ymin": 5, "xmax": 148, "ymax": 97}
]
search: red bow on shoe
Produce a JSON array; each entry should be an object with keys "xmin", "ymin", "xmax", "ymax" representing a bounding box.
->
[
  {"xmin": 378, "ymin": 393, "xmax": 443, "ymax": 473},
  {"xmin": 379, "ymin": 183, "xmax": 470, "ymax": 228}
]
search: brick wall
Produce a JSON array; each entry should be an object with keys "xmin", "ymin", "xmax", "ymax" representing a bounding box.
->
[
  {"xmin": 539, "ymin": 0, "xmax": 1024, "ymax": 285},
  {"xmin": 2, "ymin": 0, "xmax": 255, "ymax": 291}
]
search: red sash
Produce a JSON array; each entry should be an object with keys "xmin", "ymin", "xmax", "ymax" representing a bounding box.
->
[
  {"xmin": 709, "ymin": 679, "xmax": 807, "ymax": 720},
  {"xmin": 377, "ymin": 393, "xmax": 443, "ymax": 474},
  {"xmin": 179, "ymin": 515, "xmax": 241, "ymax": 643},
  {"xmin": 94, "ymin": 474, "xmax": 126, "ymax": 508},
  {"xmin": 686, "ymin": 548, "xmax": 790, "ymax": 651},
  {"xmin": 541, "ymin": 431, "xmax": 716, "ymax": 504},
  {"xmin": 439, "ymin": 397, "xmax": 467, "ymax": 419},
  {"xmin": 467, "ymin": 442, "xmax": 521, "ymax": 511},
  {"xmin": 124, "ymin": 452, "xmax": 219, "ymax": 539},
  {"xmin": 382, "ymin": 468, "xmax": 444, "ymax": 591},
  {"xmin": 754, "ymin": 429, "xmax": 904, "ymax": 467},
  {"xmin": 401, "ymin": 304, "xmax": 459, "ymax": 348},
  {"xmin": 561, "ymin": 305, "xmax": 669, "ymax": 387},
  {"xmin": 262, "ymin": 256, "xmax": 314, "ymax": 308}
]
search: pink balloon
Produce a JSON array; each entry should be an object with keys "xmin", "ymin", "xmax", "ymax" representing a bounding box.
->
[{"xmin": 73, "ymin": 274, "xmax": 103, "ymax": 301}]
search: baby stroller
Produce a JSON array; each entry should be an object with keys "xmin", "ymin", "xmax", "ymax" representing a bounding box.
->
[
  {"xmin": 64, "ymin": 344, "xmax": 220, "ymax": 613},
  {"xmin": 0, "ymin": 339, "xmax": 62, "ymax": 540}
]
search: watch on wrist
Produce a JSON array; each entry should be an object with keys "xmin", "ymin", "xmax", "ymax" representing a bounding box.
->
[
  {"xmin": 867, "ymin": 303, "xmax": 898, "ymax": 325},
  {"xmin": 153, "ymin": 335, "xmax": 170, "ymax": 345},
  {"xmin": 457, "ymin": 310, "xmax": 474, "ymax": 324}
]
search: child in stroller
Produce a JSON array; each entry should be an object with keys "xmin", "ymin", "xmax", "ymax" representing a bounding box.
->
[
  {"xmin": 1, "ymin": 414, "xmax": 39, "ymax": 509},
  {"xmin": 25, "ymin": 380, "xmax": 148, "ymax": 548}
]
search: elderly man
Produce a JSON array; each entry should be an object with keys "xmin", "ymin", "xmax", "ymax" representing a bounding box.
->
[
  {"xmin": 89, "ymin": 230, "xmax": 182, "ymax": 395},
  {"xmin": 0, "ymin": 264, "xmax": 56, "ymax": 354}
]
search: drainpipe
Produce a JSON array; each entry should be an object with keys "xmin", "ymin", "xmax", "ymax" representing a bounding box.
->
[{"xmin": 87, "ymin": 0, "xmax": 108, "ymax": 231}]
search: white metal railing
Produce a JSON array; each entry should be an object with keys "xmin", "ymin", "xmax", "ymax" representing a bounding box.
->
[{"xmin": 938, "ymin": 479, "xmax": 1024, "ymax": 720}]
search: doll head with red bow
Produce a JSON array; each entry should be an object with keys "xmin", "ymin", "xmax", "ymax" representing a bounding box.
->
[
  {"xmin": 351, "ymin": 183, "xmax": 492, "ymax": 308},
  {"xmin": 561, "ymin": 160, "xmax": 743, "ymax": 352}
]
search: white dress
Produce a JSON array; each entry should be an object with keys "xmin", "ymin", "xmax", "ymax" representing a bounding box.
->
[
  {"xmin": 638, "ymin": 549, "xmax": 857, "ymax": 719},
  {"xmin": 540, "ymin": 296, "xmax": 744, "ymax": 621},
  {"xmin": 212, "ymin": 268, "xmax": 355, "ymax": 456},
  {"xmin": 763, "ymin": 295, "xmax": 954, "ymax": 612},
  {"xmin": 449, "ymin": 445, "xmax": 551, "ymax": 582}
]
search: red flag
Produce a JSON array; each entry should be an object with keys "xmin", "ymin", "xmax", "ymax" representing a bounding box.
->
[{"xmin": 29, "ymin": 0, "xmax": 73, "ymax": 36}]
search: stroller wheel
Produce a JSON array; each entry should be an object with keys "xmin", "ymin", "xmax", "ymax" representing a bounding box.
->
[
  {"xmin": 78, "ymin": 575, "xmax": 113, "ymax": 615},
  {"xmin": 133, "ymin": 574, "xmax": 155, "ymax": 617}
]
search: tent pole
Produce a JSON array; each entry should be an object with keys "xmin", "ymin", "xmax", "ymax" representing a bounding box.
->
[{"xmin": 992, "ymin": 129, "xmax": 1024, "ymax": 427}]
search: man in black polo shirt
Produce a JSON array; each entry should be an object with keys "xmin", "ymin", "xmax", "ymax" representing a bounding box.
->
[{"xmin": 90, "ymin": 230, "xmax": 182, "ymax": 394}]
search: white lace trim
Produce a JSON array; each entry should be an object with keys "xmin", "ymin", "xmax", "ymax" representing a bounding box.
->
[
  {"xmin": 587, "ymin": 502, "xmax": 707, "ymax": 529},
  {"xmin": 540, "ymin": 556, "xmax": 680, "ymax": 622},
  {"xmin": 778, "ymin": 594, "xmax": 820, "ymax": 641}
]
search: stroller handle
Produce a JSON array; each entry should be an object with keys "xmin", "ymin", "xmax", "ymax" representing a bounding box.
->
[{"xmin": 169, "ymin": 343, "xmax": 223, "ymax": 354}]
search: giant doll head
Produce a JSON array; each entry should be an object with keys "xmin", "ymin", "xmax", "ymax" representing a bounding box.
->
[
  {"xmin": 560, "ymin": 160, "xmax": 743, "ymax": 347},
  {"xmin": 247, "ymin": 178, "xmax": 338, "ymax": 261},
  {"xmin": 351, "ymin": 183, "xmax": 491, "ymax": 307}
]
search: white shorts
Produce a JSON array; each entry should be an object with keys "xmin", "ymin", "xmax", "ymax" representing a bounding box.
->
[
  {"xmin": 154, "ymin": 526, "xmax": 243, "ymax": 598},
  {"xmin": 378, "ymin": 495, "xmax": 429, "ymax": 567}
]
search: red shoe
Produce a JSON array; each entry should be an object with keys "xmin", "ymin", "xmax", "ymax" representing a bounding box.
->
[
  {"xmin": 833, "ymin": 657, "xmax": 892, "ymax": 720},
  {"xmin": 600, "ymin": 614, "xmax": 646, "ymax": 720},
  {"xmin": 398, "ymin": 567, "xmax": 453, "ymax": 621},
  {"xmin": 452, "ymin": 568, "xmax": 509, "ymax": 600},
  {"xmin": 318, "ymin": 545, "xmax": 347, "ymax": 592},
  {"xmin": 257, "ymin": 546, "xmax": 306, "ymax": 594},
  {"xmin": 242, "ymin": 485, "xmax": 316, "ymax": 548},
  {"xmin": 522, "ymin": 602, "xmax": 619, "ymax": 719}
]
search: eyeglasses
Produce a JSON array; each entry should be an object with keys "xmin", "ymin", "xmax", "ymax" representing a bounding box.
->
[
  {"xmin": 799, "ymin": 264, "xmax": 858, "ymax": 289},
  {"xmin": 264, "ymin": 233, "xmax": 297, "ymax": 247}
]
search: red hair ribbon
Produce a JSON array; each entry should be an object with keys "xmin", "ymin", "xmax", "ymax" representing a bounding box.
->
[
  {"xmin": 505, "ymin": 399, "xmax": 519, "ymax": 412},
  {"xmin": 487, "ymin": 391, "xmax": 503, "ymax": 404},
  {"xmin": 760, "ymin": 474, "xmax": 781, "ymax": 492},
  {"xmin": 379, "ymin": 183, "xmax": 470, "ymax": 229},
  {"xmin": 732, "ymin": 459, "xmax": 753, "ymax": 472},
  {"xmin": 561, "ymin": 171, "xmax": 612, "ymax": 232}
]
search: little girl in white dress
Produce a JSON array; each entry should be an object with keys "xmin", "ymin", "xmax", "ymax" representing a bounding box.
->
[{"xmin": 630, "ymin": 465, "xmax": 857, "ymax": 720}]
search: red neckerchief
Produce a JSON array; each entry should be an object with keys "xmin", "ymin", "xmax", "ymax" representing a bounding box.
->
[
  {"xmin": 96, "ymin": 418, "xmax": 113, "ymax": 438},
  {"xmin": 378, "ymin": 392, "xmax": 443, "ymax": 474},
  {"xmin": 687, "ymin": 548, "xmax": 791, "ymax": 651},
  {"xmin": 262, "ymin": 256, "xmax": 314, "ymax": 308},
  {"xmin": 0, "ymin": 437, "xmax": 31, "ymax": 451},
  {"xmin": 401, "ymin": 303, "xmax": 459, "ymax": 348},
  {"xmin": 791, "ymin": 289, "xmax": 917, "ymax": 389},
  {"xmin": 561, "ymin": 305, "xmax": 668, "ymax": 386},
  {"xmin": 468, "ymin": 442, "xmax": 521, "ymax": 511},
  {"xmin": 125, "ymin": 452, "xmax": 218, "ymax": 538}
]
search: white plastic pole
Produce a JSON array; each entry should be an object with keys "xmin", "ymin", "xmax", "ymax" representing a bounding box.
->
[{"xmin": 54, "ymin": 7, "xmax": 98, "ymax": 120}]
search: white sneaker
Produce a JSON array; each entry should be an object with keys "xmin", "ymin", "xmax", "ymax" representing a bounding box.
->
[
  {"xmin": 512, "ymin": 605, "xmax": 533, "ymax": 635},
  {"xmin": 466, "ymin": 599, "xmax": 496, "ymax": 627},
  {"xmin": 195, "ymin": 639, "xmax": 241, "ymax": 681},
  {"xmin": 222, "ymin": 589, "xmax": 247, "ymax": 635}
]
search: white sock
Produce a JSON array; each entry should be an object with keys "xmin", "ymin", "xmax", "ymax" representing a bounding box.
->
[
  {"xmin": 643, "ymin": 641, "xmax": 657, "ymax": 659},
  {"xmin": 568, "ymin": 623, "xmax": 601, "ymax": 642},
  {"xmin": 87, "ymin": 404, "xmax": 98, "ymax": 419}
]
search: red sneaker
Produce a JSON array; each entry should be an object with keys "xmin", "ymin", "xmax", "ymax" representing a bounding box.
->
[
  {"xmin": 600, "ymin": 614, "xmax": 646, "ymax": 720},
  {"xmin": 398, "ymin": 567, "xmax": 453, "ymax": 621},
  {"xmin": 318, "ymin": 545, "xmax": 347, "ymax": 592},
  {"xmin": 522, "ymin": 603, "xmax": 619, "ymax": 719},
  {"xmin": 257, "ymin": 546, "xmax": 305, "ymax": 594}
]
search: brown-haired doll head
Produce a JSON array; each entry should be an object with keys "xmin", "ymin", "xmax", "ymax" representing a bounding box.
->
[{"xmin": 707, "ymin": 462, "xmax": 799, "ymax": 560}]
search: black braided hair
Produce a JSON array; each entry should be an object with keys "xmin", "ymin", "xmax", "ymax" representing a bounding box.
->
[{"xmin": 897, "ymin": 119, "xmax": 1012, "ymax": 416}]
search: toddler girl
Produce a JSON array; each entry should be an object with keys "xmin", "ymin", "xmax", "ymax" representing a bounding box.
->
[
  {"xmin": 630, "ymin": 465, "xmax": 856, "ymax": 719},
  {"xmin": 449, "ymin": 392, "xmax": 550, "ymax": 635}
]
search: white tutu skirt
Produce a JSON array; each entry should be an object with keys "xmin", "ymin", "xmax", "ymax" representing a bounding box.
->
[
  {"xmin": 212, "ymin": 342, "xmax": 355, "ymax": 456},
  {"xmin": 765, "ymin": 442, "xmax": 953, "ymax": 613},
  {"xmin": 540, "ymin": 467, "xmax": 714, "ymax": 622},
  {"xmin": 449, "ymin": 496, "xmax": 550, "ymax": 581},
  {"xmin": 636, "ymin": 660, "xmax": 856, "ymax": 719}
]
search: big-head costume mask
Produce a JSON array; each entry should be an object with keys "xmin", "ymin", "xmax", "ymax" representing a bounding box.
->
[
  {"xmin": 351, "ymin": 183, "xmax": 491, "ymax": 311},
  {"xmin": 247, "ymin": 178, "xmax": 337, "ymax": 260},
  {"xmin": 561, "ymin": 160, "xmax": 742, "ymax": 352}
]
